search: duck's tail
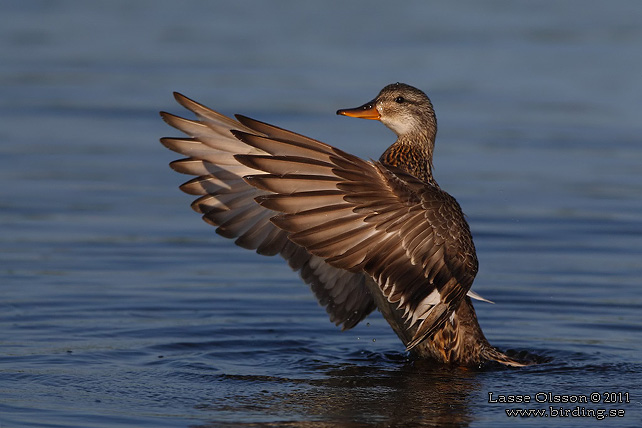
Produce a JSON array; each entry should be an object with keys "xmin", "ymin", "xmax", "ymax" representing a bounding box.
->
[
  {"xmin": 481, "ymin": 346, "xmax": 534, "ymax": 367},
  {"xmin": 406, "ymin": 296, "xmax": 540, "ymax": 367}
]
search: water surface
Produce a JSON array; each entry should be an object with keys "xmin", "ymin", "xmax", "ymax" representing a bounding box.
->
[{"xmin": 1, "ymin": 1, "xmax": 641, "ymax": 427}]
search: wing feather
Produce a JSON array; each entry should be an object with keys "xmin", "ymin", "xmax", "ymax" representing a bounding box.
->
[
  {"xmin": 236, "ymin": 136, "xmax": 478, "ymax": 349},
  {"xmin": 160, "ymin": 94, "xmax": 377, "ymax": 329}
]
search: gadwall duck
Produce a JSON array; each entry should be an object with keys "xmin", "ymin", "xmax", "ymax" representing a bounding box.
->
[{"xmin": 160, "ymin": 83, "xmax": 530, "ymax": 367}]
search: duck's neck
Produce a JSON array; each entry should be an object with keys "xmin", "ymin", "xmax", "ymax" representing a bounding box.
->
[{"xmin": 379, "ymin": 130, "xmax": 437, "ymax": 185}]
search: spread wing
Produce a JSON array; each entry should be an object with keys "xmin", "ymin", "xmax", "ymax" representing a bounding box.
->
[
  {"xmin": 160, "ymin": 93, "xmax": 376, "ymax": 330},
  {"xmin": 231, "ymin": 123, "xmax": 479, "ymax": 349}
]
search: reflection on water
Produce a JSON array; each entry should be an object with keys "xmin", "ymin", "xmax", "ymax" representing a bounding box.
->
[
  {"xmin": 188, "ymin": 349, "xmax": 582, "ymax": 427},
  {"xmin": 192, "ymin": 356, "xmax": 482, "ymax": 428}
]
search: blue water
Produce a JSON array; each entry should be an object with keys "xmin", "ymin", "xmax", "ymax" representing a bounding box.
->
[{"xmin": 2, "ymin": 1, "xmax": 641, "ymax": 427}]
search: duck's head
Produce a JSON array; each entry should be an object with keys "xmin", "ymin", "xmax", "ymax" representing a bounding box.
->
[{"xmin": 337, "ymin": 82, "xmax": 437, "ymax": 140}]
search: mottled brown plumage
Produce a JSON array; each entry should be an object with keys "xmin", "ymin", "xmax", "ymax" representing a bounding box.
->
[{"xmin": 160, "ymin": 83, "xmax": 531, "ymax": 367}]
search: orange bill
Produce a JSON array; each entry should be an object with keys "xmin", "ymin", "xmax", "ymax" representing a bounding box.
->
[{"xmin": 336, "ymin": 100, "xmax": 380, "ymax": 120}]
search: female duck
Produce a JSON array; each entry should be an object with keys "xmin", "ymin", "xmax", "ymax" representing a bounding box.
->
[{"xmin": 161, "ymin": 83, "xmax": 530, "ymax": 367}]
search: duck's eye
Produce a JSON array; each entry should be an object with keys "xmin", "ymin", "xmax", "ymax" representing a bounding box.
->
[{"xmin": 395, "ymin": 96, "xmax": 405, "ymax": 104}]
